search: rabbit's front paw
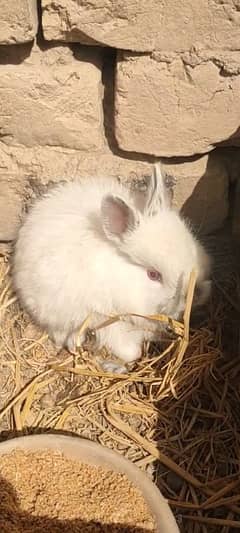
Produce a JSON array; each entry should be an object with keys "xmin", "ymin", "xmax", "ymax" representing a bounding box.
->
[
  {"xmin": 52, "ymin": 330, "xmax": 66, "ymax": 351},
  {"xmin": 66, "ymin": 332, "xmax": 81, "ymax": 355},
  {"xmin": 117, "ymin": 343, "xmax": 141, "ymax": 364},
  {"xmin": 100, "ymin": 360, "xmax": 128, "ymax": 374}
]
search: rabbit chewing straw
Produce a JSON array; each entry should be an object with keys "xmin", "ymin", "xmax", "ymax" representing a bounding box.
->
[{"xmin": 81, "ymin": 273, "xmax": 196, "ymax": 339}]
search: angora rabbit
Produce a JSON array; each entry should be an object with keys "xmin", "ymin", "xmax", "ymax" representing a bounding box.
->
[{"xmin": 13, "ymin": 164, "xmax": 211, "ymax": 370}]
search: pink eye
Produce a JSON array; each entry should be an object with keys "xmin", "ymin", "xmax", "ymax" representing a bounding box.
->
[{"xmin": 147, "ymin": 269, "xmax": 162, "ymax": 282}]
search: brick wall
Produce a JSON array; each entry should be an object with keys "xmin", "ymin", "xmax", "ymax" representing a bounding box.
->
[{"xmin": 1, "ymin": 0, "xmax": 240, "ymax": 240}]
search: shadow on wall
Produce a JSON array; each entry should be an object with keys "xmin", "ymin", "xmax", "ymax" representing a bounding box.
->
[
  {"xmin": 161, "ymin": 146, "xmax": 240, "ymax": 237},
  {"xmin": 0, "ymin": 42, "xmax": 33, "ymax": 65},
  {"xmin": 0, "ymin": 472, "xmax": 151, "ymax": 533},
  {"xmin": 181, "ymin": 150, "xmax": 228, "ymax": 236}
]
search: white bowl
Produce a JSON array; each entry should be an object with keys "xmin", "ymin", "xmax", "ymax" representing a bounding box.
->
[{"xmin": 0, "ymin": 434, "xmax": 179, "ymax": 532}]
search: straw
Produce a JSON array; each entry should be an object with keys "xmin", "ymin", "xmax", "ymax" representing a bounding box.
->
[{"xmin": 0, "ymin": 237, "xmax": 239, "ymax": 530}]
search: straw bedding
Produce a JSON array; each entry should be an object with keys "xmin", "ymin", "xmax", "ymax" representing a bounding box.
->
[{"xmin": 0, "ymin": 230, "xmax": 239, "ymax": 533}]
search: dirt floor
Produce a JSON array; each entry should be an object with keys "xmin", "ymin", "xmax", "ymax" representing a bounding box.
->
[{"xmin": 0, "ymin": 228, "xmax": 240, "ymax": 533}]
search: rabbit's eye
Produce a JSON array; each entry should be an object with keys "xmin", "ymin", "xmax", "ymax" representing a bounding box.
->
[{"xmin": 147, "ymin": 269, "xmax": 162, "ymax": 282}]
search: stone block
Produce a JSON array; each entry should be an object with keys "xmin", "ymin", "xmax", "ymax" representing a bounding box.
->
[
  {"xmin": 115, "ymin": 51, "xmax": 240, "ymax": 157},
  {"xmin": 0, "ymin": 0, "xmax": 38, "ymax": 44},
  {"xmin": 0, "ymin": 42, "xmax": 104, "ymax": 151},
  {"xmin": 41, "ymin": 0, "xmax": 240, "ymax": 53}
]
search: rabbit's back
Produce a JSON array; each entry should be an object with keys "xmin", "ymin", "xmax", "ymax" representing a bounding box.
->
[{"xmin": 13, "ymin": 178, "xmax": 132, "ymax": 330}]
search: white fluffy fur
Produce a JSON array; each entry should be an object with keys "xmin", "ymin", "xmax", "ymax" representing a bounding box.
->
[{"xmin": 13, "ymin": 167, "xmax": 211, "ymax": 364}]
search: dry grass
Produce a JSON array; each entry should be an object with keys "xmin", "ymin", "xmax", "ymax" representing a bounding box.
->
[{"xmin": 0, "ymin": 232, "xmax": 239, "ymax": 533}]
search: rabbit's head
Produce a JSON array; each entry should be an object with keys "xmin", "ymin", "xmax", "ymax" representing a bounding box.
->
[{"xmin": 101, "ymin": 164, "xmax": 211, "ymax": 320}]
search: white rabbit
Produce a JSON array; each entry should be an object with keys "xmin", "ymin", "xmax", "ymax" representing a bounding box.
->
[{"xmin": 12, "ymin": 164, "xmax": 211, "ymax": 371}]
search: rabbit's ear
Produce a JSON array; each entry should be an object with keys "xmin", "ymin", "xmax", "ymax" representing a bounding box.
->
[
  {"xmin": 144, "ymin": 163, "xmax": 171, "ymax": 216},
  {"xmin": 101, "ymin": 195, "xmax": 138, "ymax": 241}
]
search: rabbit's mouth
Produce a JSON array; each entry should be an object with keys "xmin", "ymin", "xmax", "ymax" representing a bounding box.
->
[
  {"xmin": 167, "ymin": 275, "xmax": 212, "ymax": 321},
  {"xmin": 154, "ymin": 272, "xmax": 212, "ymax": 324}
]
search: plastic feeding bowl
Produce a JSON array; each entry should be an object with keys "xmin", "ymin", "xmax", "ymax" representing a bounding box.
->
[{"xmin": 0, "ymin": 434, "xmax": 180, "ymax": 532}]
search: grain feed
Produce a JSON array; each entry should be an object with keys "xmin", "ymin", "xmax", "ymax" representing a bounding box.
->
[{"xmin": 0, "ymin": 449, "xmax": 157, "ymax": 532}]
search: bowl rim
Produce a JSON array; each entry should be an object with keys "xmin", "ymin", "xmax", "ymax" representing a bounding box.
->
[{"xmin": 0, "ymin": 433, "xmax": 180, "ymax": 533}]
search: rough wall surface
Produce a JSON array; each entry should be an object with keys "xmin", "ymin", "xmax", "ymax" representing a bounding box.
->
[
  {"xmin": 41, "ymin": 0, "xmax": 240, "ymax": 156},
  {"xmin": 0, "ymin": 0, "xmax": 38, "ymax": 44},
  {"xmin": 115, "ymin": 51, "xmax": 240, "ymax": 157},
  {"xmin": 0, "ymin": 1, "xmax": 240, "ymax": 241},
  {"xmin": 0, "ymin": 43, "xmax": 103, "ymax": 151},
  {"xmin": 42, "ymin": 0, "xmax": 240, "ymax": 53}
]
